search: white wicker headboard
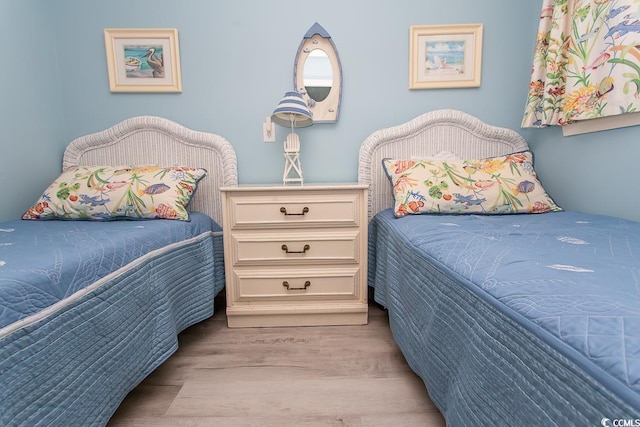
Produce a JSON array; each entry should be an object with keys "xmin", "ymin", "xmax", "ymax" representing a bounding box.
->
[
  {"xmin": 63, "ymin": 115, "xmax": 238, "ymax": 225},
  {"xmin": 358, "ymin": 109, "xmax": 529, "ymax": 221}
]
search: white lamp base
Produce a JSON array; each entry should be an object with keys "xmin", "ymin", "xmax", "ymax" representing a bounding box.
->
[{"xmin": 283, "ymin": 132, "xmax": 303, "ymax": 184}]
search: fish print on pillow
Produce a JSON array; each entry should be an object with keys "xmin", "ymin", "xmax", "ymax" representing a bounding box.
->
[
  {"xmin": 23, "ymin": 166, "xmax": 206, "ymax": 221},
  {"xmin": 382, "ymin": 151, "xmax": 561, "ymax": 217}
]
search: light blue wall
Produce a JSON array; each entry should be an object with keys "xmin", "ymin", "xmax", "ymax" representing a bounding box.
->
[
  {"xmin": 0, "ymin": 0, "xmax": 66, "ymax": 221},
  {"xmin": 2, "ymin": 0, "xmax": 639, "ymax": 222},
  {"xmin": 525, "ymin": 125, "xmax": 640, "ymax": 222}
]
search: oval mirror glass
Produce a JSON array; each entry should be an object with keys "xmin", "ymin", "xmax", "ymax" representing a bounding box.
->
[{"xmin": 303, "ymin": 49, "xmax": 332, "ymax": 103}]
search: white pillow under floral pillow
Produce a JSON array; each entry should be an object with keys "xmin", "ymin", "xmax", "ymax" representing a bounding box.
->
[
  {"xmin": 382, "ymin": 151, "xmax": 561, "ymax": 217},
  {"xmin": 23, "ymin": 165, "xmax": 206, "ymax": 221}
]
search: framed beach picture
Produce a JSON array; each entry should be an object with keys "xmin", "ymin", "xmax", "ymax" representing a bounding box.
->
[
  {"xmin": 409, "ymin": 24, "xmax": 483, "ymax": 89},
  {"xmin": 104, "ymin": 28, "xmax": 182, "ymax": 93}
]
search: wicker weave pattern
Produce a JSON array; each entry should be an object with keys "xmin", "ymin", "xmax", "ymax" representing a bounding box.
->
[
  {"xmin": 63, "ymin": 116, "xmax": 237, "ymax": 225},
  {"xmin": 357, "ymin": 109, "xmax": 529, "ymax": 221}
]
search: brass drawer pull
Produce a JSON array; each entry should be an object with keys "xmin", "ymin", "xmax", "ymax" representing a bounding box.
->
[
  {"xmin": 280, "ymin": 206, "xmax": 309, "ymax": 216},
  {"xmin": 282, "ymin": 280, "xmax": 311, "ymax": 290},
  {"xmin": 281, "ymin": 244, "xmax": 310, "ymax": 254}
]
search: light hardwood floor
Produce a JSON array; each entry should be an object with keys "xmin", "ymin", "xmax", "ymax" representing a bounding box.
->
[{"xmin": 108, "ymin": 295, "xmax": 446, "ymax": 427}]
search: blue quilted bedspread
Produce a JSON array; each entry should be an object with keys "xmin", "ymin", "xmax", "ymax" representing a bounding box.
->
[
  {"xmin": 0, "ymin": 213, "xmax": 221, "ymax": 330},
  {"xmin": 0, "ymin": 213, "xmax": 225, "ymax": 426},
  {"xmin": 369, "ymin": 209, "xmax": 640, "ymax": 425}
]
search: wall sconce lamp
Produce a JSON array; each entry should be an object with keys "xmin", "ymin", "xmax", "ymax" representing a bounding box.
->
[{"xmin": 271, "ymin": 91, "xmax": 313, "ymax": 184}]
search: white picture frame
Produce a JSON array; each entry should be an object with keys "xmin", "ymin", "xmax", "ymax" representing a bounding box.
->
[
  {"xmin": 409, "ymin": 23, "xmax": 483, "ymax": 89},
  {"xmin": 104, "ymin": 28, "xmax": 182, "ymax": 93}
]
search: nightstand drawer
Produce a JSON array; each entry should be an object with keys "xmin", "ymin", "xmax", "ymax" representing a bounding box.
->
[
  {"xmin": 227, "ymin": 191, "xmax": 361, "ymax": 229},
  {"xmin": 232, "ymin": 268, "xmax": 360, "ymax": 300},
  {"xmin": 230, "ymin": 231, "xmax": 360, "ymax": 265}
]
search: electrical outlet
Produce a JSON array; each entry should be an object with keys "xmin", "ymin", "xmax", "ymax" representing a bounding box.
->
[{"xmin": 263, "ymin": 119, "xmax": 275, "ymax": 142}]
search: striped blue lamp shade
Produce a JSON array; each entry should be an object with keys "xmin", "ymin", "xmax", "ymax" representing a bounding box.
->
[{"xmin": 271, "ymin": 91, "xmax": 313, "ymax": 128}]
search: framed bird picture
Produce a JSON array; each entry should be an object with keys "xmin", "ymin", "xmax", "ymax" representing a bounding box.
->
[{"xmin": 104, "ymin": 28, "xmax": 182, "ymax": 93}]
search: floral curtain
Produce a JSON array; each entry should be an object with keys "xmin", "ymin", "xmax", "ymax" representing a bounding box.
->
[{"xmin": 522, "ymin": 0, "xmax": 640, "ymax": 128}]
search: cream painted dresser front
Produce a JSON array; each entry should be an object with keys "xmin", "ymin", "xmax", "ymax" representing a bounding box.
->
[{"xmin": 220, "ymin": 184, "xmax": 368, "ymax": 327}]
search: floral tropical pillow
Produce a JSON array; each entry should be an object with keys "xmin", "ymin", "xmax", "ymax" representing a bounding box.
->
[
  {"xmin": 382, "ymin": 151, "xmax": 561, "ymax": 217},
  {"xmin": 23, "ymin": 165, "xmax": 206, "ymax": 221}
]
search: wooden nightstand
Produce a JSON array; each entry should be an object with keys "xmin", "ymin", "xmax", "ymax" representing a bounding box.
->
[{"xmin": 220, "ymin": 184, "xmax": 368, "ymax": 327}]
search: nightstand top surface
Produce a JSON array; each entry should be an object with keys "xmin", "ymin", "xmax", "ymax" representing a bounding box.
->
[{"xmin": 220, "ymin": 183, "xmax": 368, "ymax": 192}]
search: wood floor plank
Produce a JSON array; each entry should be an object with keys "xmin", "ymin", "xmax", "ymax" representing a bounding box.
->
[
  {"xmin": 109, "ymin": 414, "xmax": 443, "ymax": 427},
  {"xmin": 108, "ymin": 296, "xmax": 445, "ymax": 426},
  {"xmin": 166, "ymin": 375, "xmax": 439, "ymax": 417}
]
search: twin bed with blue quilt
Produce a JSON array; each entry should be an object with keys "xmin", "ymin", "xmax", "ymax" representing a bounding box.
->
[
  {"xmin": 358, "ymin": 109, "xmax": 640, "ymax": 426},
  {"xmin": 0, "ymin": 116, "xmax": 237, "ymax": 426}
]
